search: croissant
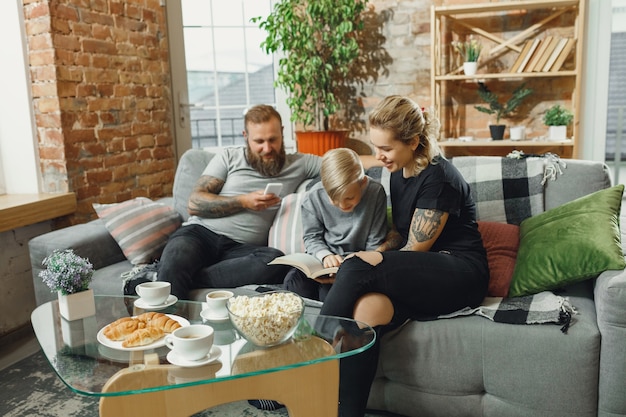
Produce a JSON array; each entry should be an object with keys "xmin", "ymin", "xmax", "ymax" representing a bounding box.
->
[
  {"xmin": 135, "ymin": 312, "xmax": 165, "ymax": 323},
  {"xmin": 121, "ymin": 327, "xmax": 165, "ymax": 348},
  {"xmin": 147, "ymin": 315, "xmax": 182, "ymax": 333},
  {"xmin": 103, "ymin": 319, "xmax": 145, "ymax": 341}
]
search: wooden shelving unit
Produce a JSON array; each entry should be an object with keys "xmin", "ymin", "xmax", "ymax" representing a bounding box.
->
[{"xmin": 431, "ymin": 0, "xmax": 586, "ymax": 158}]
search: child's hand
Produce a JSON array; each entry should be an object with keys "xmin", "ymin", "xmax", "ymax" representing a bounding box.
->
[{"xmin": 323, "ymin": 254, "xmax": 343, "ymax": 268}]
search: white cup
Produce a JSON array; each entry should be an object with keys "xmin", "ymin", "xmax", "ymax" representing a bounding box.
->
[
  {"xmin": 136, "ymin": 281, "xmax": 171, "ymax": 306},
  {"xmin": 205, "ymin": 290, "xmax": 234, "ymax": 318},
  {"xmin": 165, "ymin": 324, "xmax": 214, "ymax": 361}
]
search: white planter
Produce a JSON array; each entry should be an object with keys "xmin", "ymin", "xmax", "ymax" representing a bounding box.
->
[
  {"xmin": 510, "ymin": 125, "xmax": 525, "ymax": 141},
  {"xmin": 548, "ymin": 125, "xmax": 567, "ymax": 141},
  {"xmin": 58, "ymin": 289, "xmax": 96, "ymax": 321},
  {"xmin": 463, "ymin": 62, "xmax": 477, "ymax": 76}
]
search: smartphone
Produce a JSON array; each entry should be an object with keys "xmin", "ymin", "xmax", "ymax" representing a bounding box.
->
[{"xmin": 263, "ymin": 182, "xmax": 283, "ymax": 196}]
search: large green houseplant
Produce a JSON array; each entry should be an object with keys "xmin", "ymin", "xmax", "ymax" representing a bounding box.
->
[
  {"xmin": 253, "ymin": 0, "xmax": 368, "ymax": 155},
  {"xmin": 474, "ymin": 82, "xmax": 533, "ymax": 140}
]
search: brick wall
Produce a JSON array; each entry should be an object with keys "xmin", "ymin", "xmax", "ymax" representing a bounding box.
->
[
  {"xmin": 22, "ymin": 0, "xmax": 175, "ymax": 227},
  {"xmin": 19, "ymin": 0, "xmax": 576, "ymax": 227}
]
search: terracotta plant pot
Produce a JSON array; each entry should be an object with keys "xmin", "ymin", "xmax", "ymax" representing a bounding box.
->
[
  {"xmin": 489, "ymin": 125, "xmax": 506, "ymax": 140},
  {"xmin": 295, "ymin": 130, "xmax": 349, "ymax": 156}
]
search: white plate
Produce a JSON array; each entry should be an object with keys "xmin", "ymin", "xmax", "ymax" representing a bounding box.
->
[
  {"xmin": 200, "ymin": 309, "xmax": 229, "ymax": 323},
  {"xmin": 167, "ymin": 346, "xmax": 222, "ymax": 368},
  {"xmin": 134, "ymin": 294, "xmax": 178, "ymax": 310},
  {"xmin": 97, "ymin": 314, "xmax": 190, "ymax": 352}
]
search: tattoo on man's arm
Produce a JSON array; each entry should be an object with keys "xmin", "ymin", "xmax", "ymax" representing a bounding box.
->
[
  {"xmin": 189, "ymin": 176, "xmax": 245, "ymax": 218},
  {"xmin": 404, "ymin": 209, "xmax": 443, "ymax": 248}
]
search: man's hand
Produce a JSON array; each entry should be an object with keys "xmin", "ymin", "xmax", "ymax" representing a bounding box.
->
[{"xmin": 244, "ymin": 190, "xmax": 281, "ymax": 211}]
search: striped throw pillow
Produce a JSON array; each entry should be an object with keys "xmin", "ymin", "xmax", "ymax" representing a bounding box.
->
[
  {"xmin": 268, "ymin": 193, "xmax": 306, "ymax": 255},
  {"xmin": 93, "ymin": 197, "xmax": 182, "ymax": 265}
]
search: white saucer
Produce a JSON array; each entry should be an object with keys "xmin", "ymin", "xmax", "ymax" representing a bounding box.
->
[
  {"xmin": 167, "ymin": 346, "xmax": 222, "ymax": 368},
  {"xmin": 135, "ymin": 294, "xmax": 178, "ymax": 310},
  {"xmin": 200, "ymin": 309, "xmax": 229, "ymax": 322}
]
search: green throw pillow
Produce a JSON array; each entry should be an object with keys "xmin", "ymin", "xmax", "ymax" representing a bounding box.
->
[{"xmin": 508, "ymin": 184, "xmax": 625, "ymax": 297}]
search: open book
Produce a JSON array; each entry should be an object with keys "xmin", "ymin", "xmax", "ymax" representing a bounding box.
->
[{"xmin": 268, "ymin": 253, "xmax": 338, "ymax": 279}]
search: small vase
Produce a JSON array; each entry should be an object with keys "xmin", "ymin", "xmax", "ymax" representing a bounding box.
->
[
  {"xmin": 489, "ymin": 124, "xmax": 506, "ymax": 140},
  {"xmin": 548, "ymin": 125, "xmax": 567, "ymax": 141},
  {"xmin": 58, "ymin": 289, "xmax": 96, "ymax": 321},
  {"xmin": 463, "ymin": 62, "xmax": 477, "ymax": 76}
]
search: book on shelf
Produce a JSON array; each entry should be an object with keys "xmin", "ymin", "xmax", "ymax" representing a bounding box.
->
[
  {"xmin": 532, "ymin": 36, "xmax": 559, "ymax": 72},
  {"xmin": 516, "ymin": 39, "xmax": 541, "ymax": 73},
  {"xmin": 524, "ymin": 37, "xmax": 551, "ymax": 72},
  {"xmin": 268, "ymin": 253, "xmax": 338, "ymax": 279},
  {"xmin": 550, "ymin": 38, "xmax": 576, "ymax": 72},
  {"xmin": 541, "ymin": 37, "xmax": 569, "ymax": 72},
  {"xmin": 509, "ymin": 40, "xmax": 533, "ymax": 73}
]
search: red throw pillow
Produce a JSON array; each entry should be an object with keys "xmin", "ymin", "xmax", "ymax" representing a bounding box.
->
[{"xmin": 477, "ymin": 221, "xmax": 520, "ymax": 297}]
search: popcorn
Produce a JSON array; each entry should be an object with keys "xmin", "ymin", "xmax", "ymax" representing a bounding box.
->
[{"xmin": 227, "ymin": 292, "xmax": 304, "ymax": 346}]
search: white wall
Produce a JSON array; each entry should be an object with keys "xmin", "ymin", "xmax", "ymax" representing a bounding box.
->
[{"xmin": 0, "ymin": 0, "xmax": 41, "ymax": 194}]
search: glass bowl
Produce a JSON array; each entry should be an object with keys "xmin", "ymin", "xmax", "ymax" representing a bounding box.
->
[{"xmin": 226, "ymin": 290, "xmax": 305, "ymax": 347}]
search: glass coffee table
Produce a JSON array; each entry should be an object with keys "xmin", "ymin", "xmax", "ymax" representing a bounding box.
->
[{"xmin": 31, "ymin": 295, "xmax": 375, "ymax": 417}]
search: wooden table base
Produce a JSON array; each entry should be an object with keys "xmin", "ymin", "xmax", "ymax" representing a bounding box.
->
[{"xmin": 100, "ymin": 354, "xmax": 339, "ymax": 417}]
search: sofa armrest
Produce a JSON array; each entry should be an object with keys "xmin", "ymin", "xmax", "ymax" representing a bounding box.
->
[
  {"xmin": 29, "ymin": 219, "xmax": 127, "ymax": 305},
  {"xmin": 594, "ymin": 268, "xmax": 626, "ymax": 416}
]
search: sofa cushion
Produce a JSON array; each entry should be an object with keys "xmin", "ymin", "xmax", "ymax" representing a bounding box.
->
[
  {"xmin": 477, "ymin": 221, "xmax": 519, "ymax": 297},
  {"xmin": 452, "ymin": 156, "xmax": 545, "ymax": 225},
  {"xmin": 93, "ymin": 197, "xmax": 182, "ymax": 265},
  {"xmin": 509, "ymin": 184, "xmax": 625, "ymax": 297},
  {"xmin": 268, "ymin": 193, "xmax": 306, "ymax": 255}
]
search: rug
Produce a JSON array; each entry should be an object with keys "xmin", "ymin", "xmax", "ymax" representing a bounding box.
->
[{"xmin": 0, "ymin": 350, "xmax": 388, "ymax": 417}]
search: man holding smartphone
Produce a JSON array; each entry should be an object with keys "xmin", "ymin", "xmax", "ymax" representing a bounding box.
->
[{"xmin": 139, "ymin": 105, "xmax": 322, "ymax": 300}]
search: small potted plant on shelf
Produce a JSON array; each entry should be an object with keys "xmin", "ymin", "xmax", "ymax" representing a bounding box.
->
[
  {"xmin": 474, "ymin": 82, "xmax": 533, "ymax": 140},
  {"xmin": 252, "ymin": 0, "xmax": 368, "ymax": 155},
  {"xmin": 453, "ymin": 36, "xmax": 482, "ymax": 76},
  {"xmin": 40, "ymin": 249, "xmax": 95, "ymax": 321},
  {"xmin": 543, "ymin": 104, "xmax": 573, "ymax": 141}
]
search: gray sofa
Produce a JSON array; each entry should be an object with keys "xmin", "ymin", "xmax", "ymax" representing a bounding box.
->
[{"xmin": 29, "ymin": 149, "xmax": 626, "ymax": 417}]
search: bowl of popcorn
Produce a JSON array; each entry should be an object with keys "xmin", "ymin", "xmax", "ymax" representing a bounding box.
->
[{"xmin": 226, "ymin": 290, "xmax": 304, "ymax": 347}]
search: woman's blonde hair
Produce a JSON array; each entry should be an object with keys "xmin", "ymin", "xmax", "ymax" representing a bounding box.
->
[
  {"xmin": 320, "ymin": 148, "xmax": 364, "ymax": 201},
  {"xmin": 368, "ymin": 95, "xmax": 442, "ymax": 176}
]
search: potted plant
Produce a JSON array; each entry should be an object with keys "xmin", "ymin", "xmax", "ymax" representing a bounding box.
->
[
  {"xmin": 453, "ymin": 36, "xmax": 482, "ymax": 76},
  {"xmin": 474, "ymin": 82, "xmax": 533, "ymax": 140},
  {"xmin": 543, "ymin": 104, "xmax": 573, "ymax": 141},
  {"xmin": 252, "ymin": 0, "xmax": 368, "ymax": 155},
  {"xmin": 40, "ymin": 249, "xmax": 95, "ymax": 321}
]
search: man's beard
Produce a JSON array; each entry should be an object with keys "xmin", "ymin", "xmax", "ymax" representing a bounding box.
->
[{"xmin": 246, "ymin": 145, "xmax": 286, "ymax": 177}]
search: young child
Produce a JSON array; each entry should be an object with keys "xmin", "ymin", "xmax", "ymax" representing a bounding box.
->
[{"xmin": 283, "ymin": 148, "xmax": 388, "ymax": 301}]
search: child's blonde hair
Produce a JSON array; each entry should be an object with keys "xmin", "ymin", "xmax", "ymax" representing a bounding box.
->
[{"xmin": 320, "ymin": 148, "xmax": 365, "ymax": 201}]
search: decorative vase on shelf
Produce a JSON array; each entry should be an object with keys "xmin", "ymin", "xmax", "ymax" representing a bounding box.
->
[
  {"xmin": 548, "ymin": 125, "xmax": 567, "ymax": 141},
  {"xmin": 489, "ymin": 125, "xmax": 506, "ymax": 141},
  {"xmin": 58, "ymin": 289, "xmax": 96, "ymax": 321},
  {"xmin": 463, "ymin": 62, "xmax": 477, "ymax": 76}
]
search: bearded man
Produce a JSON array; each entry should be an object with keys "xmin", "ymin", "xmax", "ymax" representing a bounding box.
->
[{"xmin": 155, "ymin": 105, "xmax": 321, "ymax": 299}]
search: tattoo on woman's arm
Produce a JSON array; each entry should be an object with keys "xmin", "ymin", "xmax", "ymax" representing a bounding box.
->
[{"xmin": 404, "ymin": 209, "xmax": 443, "ymax": 248}]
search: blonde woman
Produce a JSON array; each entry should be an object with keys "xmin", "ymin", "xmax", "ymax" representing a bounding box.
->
[
  {"xmin": 322, "ymin": 96, "xmax": 489, "ymax": 417},
  {"xmin": 284, "ymin": 148, "xmax": 388, "ymax": 301}
]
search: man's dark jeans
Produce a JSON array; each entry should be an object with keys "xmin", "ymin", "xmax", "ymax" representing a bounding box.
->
[{"xmin": 157, "ymin": 224, "xmax": 289, "ymax": 299}]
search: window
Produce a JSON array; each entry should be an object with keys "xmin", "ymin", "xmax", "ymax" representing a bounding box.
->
[{"xmin": 181, "ymin": 0, "xmax": 277, "ymax": 149}]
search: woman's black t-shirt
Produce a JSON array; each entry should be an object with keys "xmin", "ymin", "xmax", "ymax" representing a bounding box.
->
[{"xmin": 390, "ymin": 156, "xmax": 485, "ymax": 258}]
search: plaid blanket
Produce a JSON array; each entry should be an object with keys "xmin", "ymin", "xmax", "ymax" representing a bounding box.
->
[
  {"xmin": 438, "ymin": 291, "xmax": 576, "ymax": 333},
  {"xmin": 452, "ymin": 156, "xmax": 545, "ymax": 225}
]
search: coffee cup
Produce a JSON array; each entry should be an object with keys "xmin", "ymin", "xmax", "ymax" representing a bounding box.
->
[
  {"xmin": 165, "ymin": 324, "xmax": 214, "ymax": 361},
  {"xmin": 205, "ymin": 290, "xmax": 234, "ymax": 318},
  {"xmin": 136, "ymin": 281, "xmax": 171, "ymax": 306}
]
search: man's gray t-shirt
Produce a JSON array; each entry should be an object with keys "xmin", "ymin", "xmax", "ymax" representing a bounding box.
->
[{"xmin": 184, "ymin": 147, "xmax": 321, "ymax": 246}]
